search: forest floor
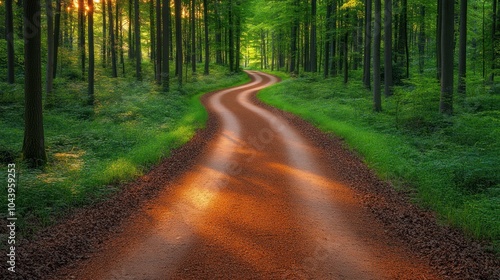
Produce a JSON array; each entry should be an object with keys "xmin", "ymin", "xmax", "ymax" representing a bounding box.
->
[{"xmin": 7, "ymin": 71, "xmax": 499, "ymax": 279}]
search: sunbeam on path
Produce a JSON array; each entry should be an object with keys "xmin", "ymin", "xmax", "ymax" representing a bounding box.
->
[{"xmin": 65, "ymin": 71, "xmax": 440, "ymax": 280}]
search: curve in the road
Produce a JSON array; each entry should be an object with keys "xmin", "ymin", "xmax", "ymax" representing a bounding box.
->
[{"xmin": 63, "ymin": 71, "xmax": 440, "ymax": 280}]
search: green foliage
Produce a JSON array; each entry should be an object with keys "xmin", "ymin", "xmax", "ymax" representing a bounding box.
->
[
  {"xmin": 258, "ymin": 71, "xmax": 500, "ymax": 251},
  {"xmin": 0, "ymin": 64, "xmax": 249, "ymax": 239}
]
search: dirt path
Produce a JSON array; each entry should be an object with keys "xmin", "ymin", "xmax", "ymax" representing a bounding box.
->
[{"xmin": 46, "ymin": 71, "xmax": 446, "ymax": 280}]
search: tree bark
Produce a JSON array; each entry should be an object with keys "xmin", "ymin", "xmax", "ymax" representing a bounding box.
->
[
  {"xmin": 78, "ymin": 0, "xmax": 85, "ymax": 79},
  {"xmin": 418, "ymin": 5, "xmax": 425, "ymax": 74},
  {"xmin": 23, "ymin": 0, "xmax": 47, "ymax": 167},
  {"xmin": 46, "ymin": 0, "xmax": 54, "ymax": 94},
  {"xmin": 175, "ymin": 0, "xmax": 183, "ymax": 86},
  {"xmin": 102, "ymin": 0, "xmax": 107, "ymax": 67},
  {"xmin": 437, "ymin": 0, "xmax": 442, "ymax": 80},
  {"xmin": 53, "ymin": 0, "xmax": 62, "ymax": 78},
  {"xmin": 384, "ymin": 0, "xmax": 393, "ymax": 96},
  {"xmin": 363, "ymin": 0, "xmax": 372, "ymax": 89},
  {"xmin": 440, "ymin": 0, "xmax": 454, "ymax": 114},
  {"xmin": 156, "ymin": 0, "xmax": 162, "ymax": 83},
  {"xmin": 228, "ymin": 0, "xmax": 235, "ymax": 72},
  {"xmin": 109, "ymin": 0, "xmax": 118, "ymax": 77},
  {"xmin": 290, "ymin": 0, "xmax": 300, "ymax": 74},
  {"xmin": 203, "ymin": 0, "xmax": 209, "ymax": 74},
  {"xmin": 458, "ymin": 0, "xmax": 467, "ymax": 95},
  {"xmin": 162, "ymin": 0, "xmax": 171, "ymax": 91},
  {"xmin": 88, "ymin": 0, "xmax": 95, "ymax": 103},
  {"xmin": 6, "ymin": 0, "xmax": 15, "ymax": 83},
  {"xmin": 310, "ymin": 0, "xmax": 317, "ymax": 72},
  {"xmin": 191, "ymin": 0, "xmax": 196, "ymax": 73},
  {"xmin": 135, "ymin": 0, "xmax": 142, "ymax": 80},
  {"xmin": 373, "ymin": 0, "xmax": 382, "ymax": 112}
]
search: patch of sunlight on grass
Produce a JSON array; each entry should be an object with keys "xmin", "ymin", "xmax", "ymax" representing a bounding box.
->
[{"xmin": 103, "ymin": 158, "xmax": 140, "ymax": 184}]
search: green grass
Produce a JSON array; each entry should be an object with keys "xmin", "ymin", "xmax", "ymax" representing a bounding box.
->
[
  {"xmin": 258, "ymin": 71, "xmax": 500, "ymax": 253},
  {"xmin": 0, "ymin": 63, "xmax": 249, "ymax": 239}
]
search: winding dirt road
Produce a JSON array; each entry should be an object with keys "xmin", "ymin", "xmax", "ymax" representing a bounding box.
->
[{"xmin": 60, "ymin": 71, "xmax": 441, "ymax": 279}]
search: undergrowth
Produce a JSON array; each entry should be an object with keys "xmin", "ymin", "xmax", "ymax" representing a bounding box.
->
[{"xmin": 258, "ymin": 71, "xmax": 500, "ymax": 253}]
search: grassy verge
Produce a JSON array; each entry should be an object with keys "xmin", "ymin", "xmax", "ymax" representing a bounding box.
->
[
  {"xmin": 0, "ymin": 64, "xmax": 249, "ymax": 239},
  {"xmin": 258, "ymin": 71, "xmax": 500, "ymax": 253}
]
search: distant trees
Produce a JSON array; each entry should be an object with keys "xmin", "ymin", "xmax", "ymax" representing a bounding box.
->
[{"xmin": 440, "ymin": 0, "xmax": 454, "ymax": 115}]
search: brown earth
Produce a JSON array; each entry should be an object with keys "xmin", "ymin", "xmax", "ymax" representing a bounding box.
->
[{"xmin": 4, "ymin": 71, "xmax": 499, "ymax": 279}]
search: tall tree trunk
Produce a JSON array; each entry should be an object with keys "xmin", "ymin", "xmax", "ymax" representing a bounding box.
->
[
  {"xmin": 343, "ymin": 14, "xmax": 349, "ymax": 84},
  {"xmin": 78, "ymin": 0, "xmax": 85, "ymax": 79},
  {"xmin": 203, "ymin": 0, "xmax": 209, "ymax": 74},
  {"xmin": 458, "ymin": 0, "xmax": 467, "ymax": 95},
  {"xmin": 109, "ymin": 0, "xmax": 118, "ymax": 77},
  {"xmin": 363, "ymin": 0, "xmax": 372, "ymax": 89},
  {"xmin": 440, "ymin": 0, "xmax": 454, "ymax": 114},
  {"xmin": 324, "ymin": 0, "xmax": 333, "ymax": 78},
  {"xmin": 135, "ymin": 0, "xmax": 142, "ymax": 80},
  {"xmin": 6, "ymin": 0, "xmax": 15, "ymax": 83},
  {"xmin": 190, "ymin": 0, "xmax": 196, "ymax": 73},
  {"xmin": 235, "ymin": 4, "xmax": 241, "ymax": 72},
  {"xmin": 46, "ymin": 0, "xmax": 54, "ymax": 94},
  {"xmin": 290, "ymin": 0, "xmax": 300, "ymax": 74},
  {"xmin": 156, "ymin": 0, "xmax": 162, "ymax": 83},
  {"xmin": 228, "ymin": 0, "xmax": 235, "ymax": 72},
  {"xmin": 437, "ymin": 0, "xmax": 442, "ymax": 80},
  {"xmin": 384, "ymin": 0, "xmax": 393, "ymax": 96},
  {"xmin": 23, "ymin": 0, "xmax": 47, "ymax": 167},
  {"xmin": 119, "ymin": 4, "xmax": 126, "ymax": 75},
  {"xmin": 373, "ymin": 0, "xmax": 382, "ymax": 112},
  {"xmin": 310, "ymin": 0, "xmax": 317, "ymax": 72},
  {"xmin": 129, "ymin": 0, "xmax": 135, "ymax": 59},
  {"xmin": 88, "ymin": 0, "xmax": 95, "ymax": 103},
  {"xmin": 150, "ymin": 0, "xmax": 155, "ymax": 61},
  {"xmin": 175, "ymin": 0, "xmax": 183, "ymax": 86},
  {"xmin": 53, "ymin": 0, "xmax": 61, "ymax": 78},
  {"xmin": 102, "ymin": 0, "xmax": 107, "ymax": 67},
  {"xmin": 418, "ymin": 5, "xmax": 425, "ymax": 74},
  {"xmin": 162, "ymin": 0, "xmax": 171, "ymax": 91},
  {"xmin": 491, "ymin": 0, "xmax": 497, "ymax": 81}
]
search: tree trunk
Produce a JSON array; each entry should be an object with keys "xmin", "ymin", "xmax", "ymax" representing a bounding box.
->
[
  {"xmin": 88, "ymin": 0, "xmax": 95, "ymax": 103},
  {"xmin": 78, "ymin": 0, "xmax": 85, "ymax": 79},
  {"xmin": 310, "ymin": 0, "xmax": 317, "ymax": 72},
  {"xmin": 53, "ymin": 0, "xmax": 62, "ymax": 78},
  {"xmin": 46, "ymin": 0, "xmax": 54, "ymax": 94},
  {"xmin": 384, "ymin": 0, "xmax": 393, "ymax": 96},
  {"xmin": 156, "ymin": 0, "xmax": 162, "ymax": 83},
  {"xmin": 203, "ymin": 0, "xmax": 209, "ymax": 74},
  {"xmin": 343, "ymin": 14, "xmax": 349, "ymax": 84},
  {"xmin": 129, "ymin": 0, "xmax": 135, "ymax": 59},
  {"xmin": 162, "ymin": 0, "xmax": 171, "ymax": 91},
  {"xmin": 23, "ymin": 0, "xmax": 47, "ymax": 167},
  {"xmin": 135, "ymin": 0, "xmax": 142, "ymax": 80},
  {"xmin": 373, "ymin": 0, "xmax": 382, "ymax": 112},
  {"xmin": 290, "ymin": 0, "xmax": 300, "ymax": 74},
  {"xmin": 175, "ymin": 0, "xmax": 183, "ymax": 86},
  {"xmin": 363, "ymin": 0, "xmax": 372, "ymax": 89},
  {"xmin": 418, "ymin": 5, "xmax": 425, "ymax": 74},
  {"xmin": 440, "ymin": 0, "xmax": 454, "ymax": 114},
  {"xmin": 102, "ymin": 0, "xmax": 107, "ymax": 67},
  {"xmin": 324, "ymin": 0, "xmax": 333, "ymax": 78},
  {"xmin": 228, "ymin": 0, "xmax": 235, "ymax": 72},
  {"xmin": 491, "ymin": 0, "xmax": 497, "ymax": 81},
  {"xmin": 191, "ymin": 0, "xmax": 196, "ymax": 73},
  {"xmin": 458, "ymin": 0, "xmax": 467, "ymax": 95},
  {"xmin": 109, "ymin": 0, "xmax": 118, "ymax": 77},
  {"xmin": 6, "ymin": 0, "xmax": 15, "ymax": 83},
  {"xmin": 437, "ymin": 0, "xmax": 442, "ymax": 80}
]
